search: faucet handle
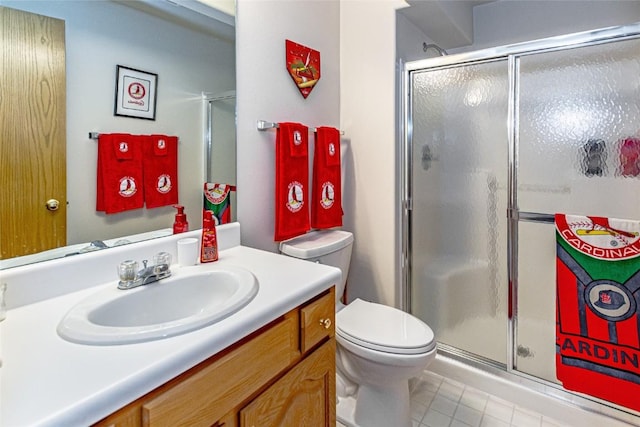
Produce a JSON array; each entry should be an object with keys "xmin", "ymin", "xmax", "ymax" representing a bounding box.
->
[
  {"xmin": 153, "ymin": 252, "xmax": 172, "ymax": 274},
  {"xmin": 153, "ymin": 252, "xmax": 172, "ymax": 266},
  {"xmin": 118, "ymin": 260, "xmax": 138, "ymax": 283}
]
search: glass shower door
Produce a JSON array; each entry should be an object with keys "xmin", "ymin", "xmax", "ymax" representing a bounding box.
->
[
  {"xmin": 410, "ymin": 60, "xmax": 510, "ymax": 364},
  {"xmin": 515, "ymin": 38, "xmax": 640, "ymax": 381}
]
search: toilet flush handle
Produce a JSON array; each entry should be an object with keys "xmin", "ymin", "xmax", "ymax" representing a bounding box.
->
[{"xmin": 319, "ymin": 318, "xmax": 332, "ymax": 329}]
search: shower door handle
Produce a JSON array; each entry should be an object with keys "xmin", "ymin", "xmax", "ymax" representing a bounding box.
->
[{"xmin": 517, "ymin": 211, "xmax": 555, "ymax": 223}]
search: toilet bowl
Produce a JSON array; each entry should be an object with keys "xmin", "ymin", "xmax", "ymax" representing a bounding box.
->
[{"xmin": 279, "ymin": 230, "xmax": 436, "ymax": 427}]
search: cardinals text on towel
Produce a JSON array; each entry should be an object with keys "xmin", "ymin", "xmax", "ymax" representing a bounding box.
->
[{"xmin": 556, "ymin": 213, "xmax": 640, "ymax": 412}]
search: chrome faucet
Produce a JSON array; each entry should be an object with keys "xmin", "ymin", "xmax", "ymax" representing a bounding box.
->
[{"xmin": 118, "ymin": 252, "xmax": 172, "ymax": 290}]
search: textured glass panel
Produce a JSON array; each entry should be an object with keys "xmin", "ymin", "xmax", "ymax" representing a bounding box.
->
[
  {"xmin": 516, "ymin": 221, "xmax": 558, "ymax": 383},
  {"xmin": 516, "ymin": 38, "xmax": 640, "ymax": 382},
  {"xmin": 410, "ymin": 60, "xmax": 509, "ymax": 364},
  {"xmin": 518, "ymin": 39, "xmax": 640, "ymax": 219}
]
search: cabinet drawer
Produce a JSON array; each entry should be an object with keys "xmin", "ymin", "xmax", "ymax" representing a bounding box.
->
[
  {"xmin": 300, "ymin": 287, "xmax": 335, "ymax": 354},
  {"xmin": 141, "ymin": 314, "xmax": 298, "ymax": 427}
]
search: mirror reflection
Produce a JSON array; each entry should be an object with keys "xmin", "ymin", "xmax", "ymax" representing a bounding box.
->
[
  {"xmin": 0, "ymin": 0, "xmax": 236, "ymax": 269},
  {"xmin": 206, "ymin": 91, "xmax": 237, "ymax": 221}
]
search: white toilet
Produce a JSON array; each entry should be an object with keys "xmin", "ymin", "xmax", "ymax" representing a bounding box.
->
[{"xmin": 280, "ymin": 229, "xmax": 436, "ymax": 427}]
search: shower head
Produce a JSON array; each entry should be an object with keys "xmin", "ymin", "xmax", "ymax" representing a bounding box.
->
[{"xmin": 423, "ymin": 43, "xmax": 448, "ymax": 56}]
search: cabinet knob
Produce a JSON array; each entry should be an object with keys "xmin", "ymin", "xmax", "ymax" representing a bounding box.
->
[
  {"xmin": 46, "ymin": 199, "xmax": 60, "ymax": 211},
  {"xmin": 319, "ymin": 318, "xmax": 332, "ymax": 329}
]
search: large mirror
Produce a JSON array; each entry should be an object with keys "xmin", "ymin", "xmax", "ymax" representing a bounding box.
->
[{"xmin": 0, "ymin": 0, "xmax": 236, "ymax": 269}]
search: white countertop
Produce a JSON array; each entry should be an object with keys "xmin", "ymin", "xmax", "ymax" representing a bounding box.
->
[{"xmin": 1, "ymin": 244, "xmax": 340, "ymax": 426}]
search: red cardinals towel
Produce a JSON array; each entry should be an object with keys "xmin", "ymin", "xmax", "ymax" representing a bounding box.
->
[
  {"xmin": 556, "ymin": 214, "xmax": 640, "ymax": 412},
  {"xmin": 311, "ymin": 126, "xmax": 343, "ymax": 229},
  {"xmin": 143, "ymin": 135, "xmax": 179, "ymax": 208},
  {"xmin": 274, "ymin": 122, "xmax": 310, "ymax": 241},
  {"xmin": 96, "ymin": 133, "xmax": 144, "ymax": 214}
]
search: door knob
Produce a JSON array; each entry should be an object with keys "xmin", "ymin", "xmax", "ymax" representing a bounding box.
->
[{"xmin": 46, "ymin": 199, "xmax": 60, "ymax": 211}]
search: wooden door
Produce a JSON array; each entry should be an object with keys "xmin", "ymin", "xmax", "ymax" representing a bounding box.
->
[
  {"xmin": 239, "ymin": 339, "xmax": 336, "ymax": 427},
  {"xmin": 0, "ymin": 7, "xmax": 66, "ymax": 259}
]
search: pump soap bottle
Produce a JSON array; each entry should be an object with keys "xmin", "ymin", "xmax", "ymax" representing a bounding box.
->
[
  {"xmin": 200, "ymin": 210, "xmax": 218, "ymax": 262},
  {"xmin": 173, "ymin": 205, "xmax": 189, "ymax": 234}
]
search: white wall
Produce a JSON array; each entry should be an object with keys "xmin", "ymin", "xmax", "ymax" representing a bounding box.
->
[
  {"xmin": 340, "ymin": 0, "xmax": 407, "ymax": 307},
  {"xmin": 397, "ymin": 12, "xmax": 440, "ymax": 63},
  {"xmin": 236, "ymin": 0, "xmax": 340, "ymax": 253},
  {"xmin": 235, "ymin": 0, "xmax": 404, "ymax": 308},
  {"xmin": 235, "ymin": 0, "xmax": 404, "ymax": 310},
  {"xmin": 469, "ymin": 0, "xmax": 640, "ymax": 51},
  {"xmin": 1, "ymin": 1, "xmax": 235, "ymax": 245}
]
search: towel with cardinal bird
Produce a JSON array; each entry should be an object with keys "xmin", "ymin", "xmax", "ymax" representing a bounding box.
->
[
  {"xmin": 97, "ymin": 133, "xmax": 178, "ymax": 214},
  {"xmin": 311, "ymin": 126, "xmax": 343, "ymax": 229},
  {"xmin": 274, "ymin": 122, "xmax": 310, "ymax": 241},
  {"xmin": 555, "ymin": 213, "xmax": 640, "ymax": 412},
  {"xmin": 143, "ymin": 135, "xmax": 179, "ymax": 209},
  {"xmin": 96, "ymin": 133, "xmax": 144, "ymax": 214}
]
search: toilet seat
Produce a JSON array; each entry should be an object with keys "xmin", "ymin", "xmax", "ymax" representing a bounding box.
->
[{"xmin": 336, "ymin": 299, "xmax": 436, "ymax": 355}]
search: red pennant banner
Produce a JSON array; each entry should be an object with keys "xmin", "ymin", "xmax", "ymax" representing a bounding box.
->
[{"xmin": 286, "ymin": 39, "xmax": 321, "ymax": 99}]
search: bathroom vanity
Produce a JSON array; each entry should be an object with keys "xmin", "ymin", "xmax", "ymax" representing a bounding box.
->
[
  {"xmin": 0, "ymin": 223, "xmax": 340, "ymax": 426},
  {"xmin": 95, "ymin": 288, "xmax": 336, "ymax": 426}
]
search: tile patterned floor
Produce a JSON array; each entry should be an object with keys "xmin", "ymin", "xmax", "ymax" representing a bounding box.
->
[
  {"xmin": 409, "ymin": 370, "xmax": 572, "ymax": 427},
  {"xmin": 337, "ymin": 369, "xmax": 572, "ymax": 427}
]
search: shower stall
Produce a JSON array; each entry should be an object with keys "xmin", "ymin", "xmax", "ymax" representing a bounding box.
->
[{"xmin": 402, "ymin": 23, "xmax": 640, "ymax": 419}]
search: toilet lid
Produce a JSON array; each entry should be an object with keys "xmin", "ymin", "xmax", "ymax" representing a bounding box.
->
[{"xmin": 336, "ymin": 299, "xmax": 436, "ymax": 355}]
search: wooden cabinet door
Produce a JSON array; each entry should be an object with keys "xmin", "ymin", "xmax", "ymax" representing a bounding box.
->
[
  {"xmin": 239, "ymin": 339, "xmax": 336, "ymax": 427},
  {"xmin": 141, "ymin": 315, "xmax": 298, "ymax": 427},
  {"xmin": 0, "ymin": 6, "xmax": 67, "ymax": 259}
]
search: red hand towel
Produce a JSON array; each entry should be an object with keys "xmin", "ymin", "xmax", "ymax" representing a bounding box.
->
[
  {"xmin": 274, "ymin": 122, "xmax": 310, "ymax": 241},
  {"xmin": 96, "ymin": 133, "xmax": 144, "ymax": 214},
  {"xmin": 143, "ymin": 135, "xmax": 179, "ymax": 208},
  {"xmin": 311, "ymin": 126, "xmax": 343, "ymax": 229}
]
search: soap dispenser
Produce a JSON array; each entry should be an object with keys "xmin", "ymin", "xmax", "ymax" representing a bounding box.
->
[{"xmin": 173, "ymin": 205, "xmax": 189, "ymax": 234}]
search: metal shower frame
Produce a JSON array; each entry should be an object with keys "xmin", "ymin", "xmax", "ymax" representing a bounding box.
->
[
  {"xmin": 203, "ymin": 91, "xmax": 236, "ymax": 183},
  {"xmin": 400, "ymin": 22, "xmax": 640, "ymax": 421}
]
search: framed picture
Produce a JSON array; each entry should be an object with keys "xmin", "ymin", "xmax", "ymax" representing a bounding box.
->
[{"xmin": 114, "ymin": 65, "xmax": 158, "ymax": 120}]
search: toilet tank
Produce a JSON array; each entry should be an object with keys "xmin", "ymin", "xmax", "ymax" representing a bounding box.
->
[{"xmin": 279, "ymin": 230, "xmax": 354, "ymax": 302}]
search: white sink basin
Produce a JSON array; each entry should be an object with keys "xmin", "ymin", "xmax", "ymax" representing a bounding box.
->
[{"xmin": 57, "ymin": 265, "xmax": 258, "ymax": 345}]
